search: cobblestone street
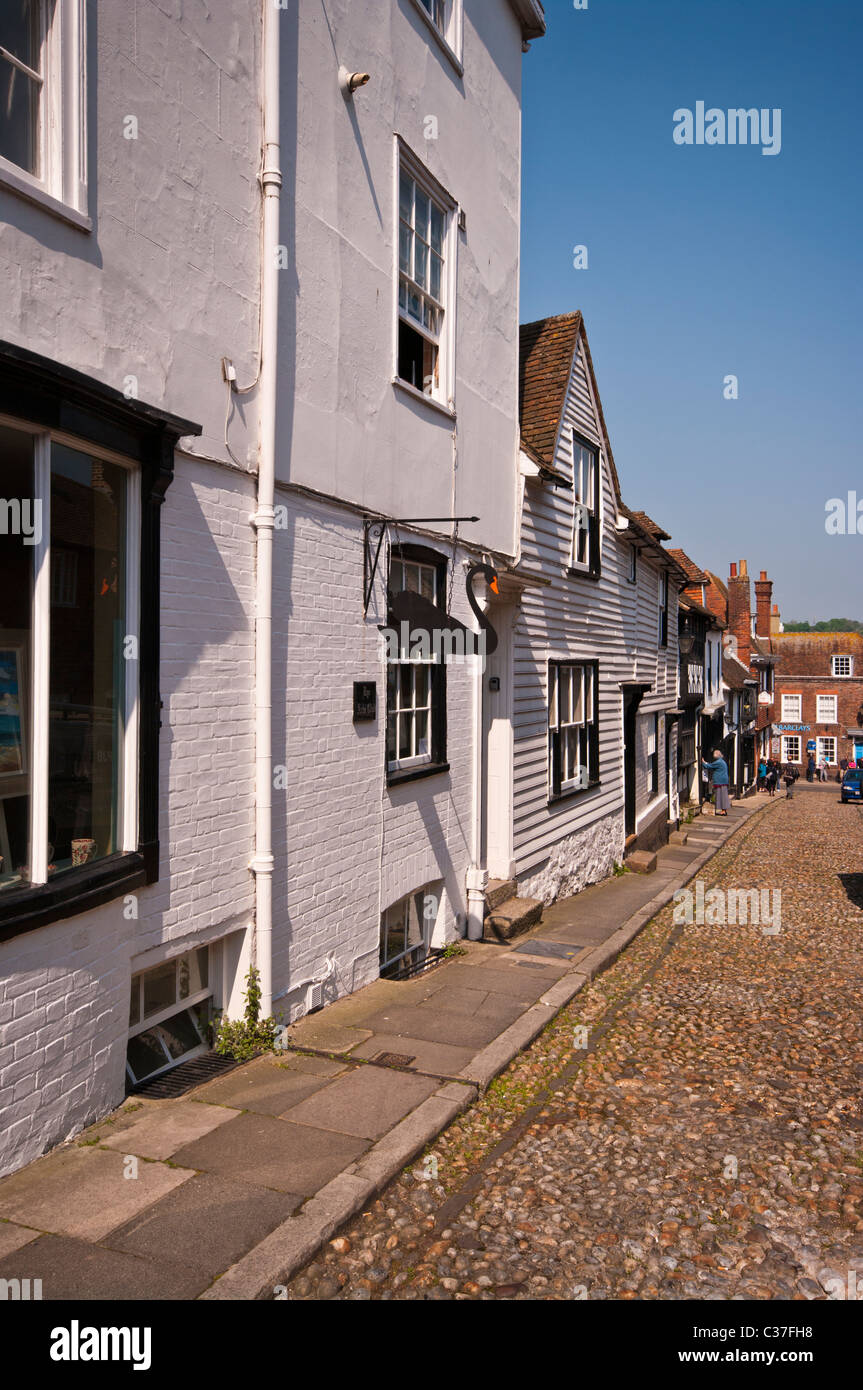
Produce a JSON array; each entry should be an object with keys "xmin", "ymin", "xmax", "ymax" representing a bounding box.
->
[{"xmin": 282, "ymin": 789, "xmax": 863, "ymax": 1300}]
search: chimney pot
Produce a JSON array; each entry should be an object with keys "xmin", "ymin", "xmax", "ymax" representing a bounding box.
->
[
  {"xmin": 759, "ymin": 570, "xmax": 767, "ymax": 581},
  {"xmin": 730, "ymin": 562, "xmax": 738, "ymax": 578}
]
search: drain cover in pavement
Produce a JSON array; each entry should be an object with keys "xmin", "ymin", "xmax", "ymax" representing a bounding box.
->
[
  {"xmin": 512, "ymin": 939, "xmax": 581, "ymax": 960},
  {"xmin": 375, "ymin": 1051, "xmax": 416, "ymax": 1067},
  {"xmin": 129, "ymin": 1051, "xmax": 243, "ymax": 1099}
]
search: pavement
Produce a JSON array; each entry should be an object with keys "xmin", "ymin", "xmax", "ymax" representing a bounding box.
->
[{"xmin": 0, "ymin": 795, "xmax": 766, "ymax": 1300}]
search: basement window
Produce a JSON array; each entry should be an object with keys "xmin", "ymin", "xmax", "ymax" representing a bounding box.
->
[
  {"xmin": 126, "ymin": 948, "xmax": 213, "ymax": 1088},
  {"xmin": 380, "ymin": 881, "xmax": 441, "ymax": 977}
]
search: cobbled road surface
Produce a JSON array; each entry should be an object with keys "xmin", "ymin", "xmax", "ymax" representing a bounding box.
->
[{"xmin": 283, "ymin": 789, "xmax": 863, "ymax": 1300}]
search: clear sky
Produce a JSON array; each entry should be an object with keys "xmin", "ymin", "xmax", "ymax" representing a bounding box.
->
[{"xmin": 519, "ymin": 0, "xmax": 863, "ymax": 622}]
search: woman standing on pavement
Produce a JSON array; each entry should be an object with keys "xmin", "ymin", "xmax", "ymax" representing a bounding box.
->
[{"xmin": 702, "ymin": 748, "xmax": 731, "ymax": 816}]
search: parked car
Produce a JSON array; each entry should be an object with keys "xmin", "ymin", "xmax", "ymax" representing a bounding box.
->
[{"xmin": 840, "ymin": 769, "xmax": 862, "ymax": 803}]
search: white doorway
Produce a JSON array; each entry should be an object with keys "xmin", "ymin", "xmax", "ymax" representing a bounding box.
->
[{"xmin": 482, "ymin": 602, "xmax": 515, "ymax": 880}]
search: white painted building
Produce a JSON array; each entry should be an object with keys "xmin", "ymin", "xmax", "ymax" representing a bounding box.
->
[
  {"xmin": 0, "ymin": 0, "xmax": 547, "ymax": 1176},
  {"xmin": 500, "ymin": 313, "xmax": 685, "ymax": 905},
  {"xmin": 271, "ymin": 0, "xmax": 545, "ymax": 1004},
  {"xmin": 0, "ymin": 2, "xmax": 265, "ymax": 1177}
]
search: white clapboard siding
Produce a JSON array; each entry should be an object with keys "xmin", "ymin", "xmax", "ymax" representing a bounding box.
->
[{"xmin": 514, "ymin": 329, "xmax": 680, "ymax": 879}]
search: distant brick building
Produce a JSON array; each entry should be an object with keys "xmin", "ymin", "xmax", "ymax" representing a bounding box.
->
[{"xmin": 771, "ymin": 628, "xmax": 863, "ymax": 770}]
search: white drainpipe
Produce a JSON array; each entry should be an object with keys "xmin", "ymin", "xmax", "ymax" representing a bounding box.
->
[{"xmin": 250, "ymin": 0, "xmax": 281, "ymax": 1017}]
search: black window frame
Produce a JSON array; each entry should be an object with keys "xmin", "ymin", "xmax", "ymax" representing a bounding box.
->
[
  {"xmin": 547, "ymin": 659, "xmax": 600, "ymax": 803},
  {"xmin": 385, "ymin": 542, "xmax": 449, "ymax": 788},
  {"xmin": 0, "ymin": 340, "xmax": 199, "ymax": 944},
  {"xmin": 566, "ymin": 430, "xmax": 601, "ymax": 582},
  {"xmin": 659, "ymin": 568, "xmax": 669, "ymax": 648}
]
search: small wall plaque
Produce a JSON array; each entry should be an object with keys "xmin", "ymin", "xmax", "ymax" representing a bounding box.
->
[{"xmin": 353, "ymin": 681, "xmax": 376, "ymax": 722}]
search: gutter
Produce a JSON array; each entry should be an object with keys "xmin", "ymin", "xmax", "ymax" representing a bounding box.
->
[{"xmin": 250, "ymin": 0, "xmax": 281, "ymax": 1017}]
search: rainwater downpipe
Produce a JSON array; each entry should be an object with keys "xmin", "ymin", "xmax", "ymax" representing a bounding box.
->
[{"xmin": 250, "ymin": 0, "xmax": 281, "ymax": 1017}]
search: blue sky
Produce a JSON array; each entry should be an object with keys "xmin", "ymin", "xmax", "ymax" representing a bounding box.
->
[{"xmin": 519, "ymin": 0, "xmax": 863, "ymax": 620}]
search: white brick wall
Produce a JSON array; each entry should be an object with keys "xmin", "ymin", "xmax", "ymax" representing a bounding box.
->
[
  {"xmin": 270, "ymin": 489, "xmax": 476, "ymax": 1021},
  {"xmin": 0, "ymin": 454, "xmax": 256, "ymax": 1177}
]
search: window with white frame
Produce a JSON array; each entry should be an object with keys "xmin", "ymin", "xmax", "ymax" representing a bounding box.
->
[
  {"xmin": 781, "ymin": 693, "xmax": 802, "ymax": 722},
  {"xmin": 0, "ymin": 344, "xmax": 194, "ymax": 940},
  {"xmin": 832, "ymin": 655, "xmax": 853, "ymax": 677},
  {"xmin": 548, "ymin": 660, "xmax": 599, "ymax": 799},
  {"xmin": 0, "ymin": 423, "xmax": 138, "ymax": 895},
  {"xmin": 127, "ymin": 949, "xmax": 212, "ymax": 1087},
  {"xmin": 816, "ymin": 736, "xmax": 837, "ymax": 766},
  {"xmin": 816, "ymin": 694, "xmax": 837, "ymax": 724},
  {"xmin": 570, "ymin": 432, "xmax": 600, "ymax": 575},
  {"xmin": 0, "ymin": 0, "xmax": 87, "ymax": 220},
  {"xmin": 781, "ymin": 735, "xmax": 801, "ymax": 764},
  {"xmin": 647, "ymin": 713, "xmax": 660, "ymax": 799},
  {"xmin": 386, "ymin": 549, "xmax": 446, "ymax": 779},
  {"xmin": 397, "ymin": 156, "xmax": 453, "ymax": 405}
]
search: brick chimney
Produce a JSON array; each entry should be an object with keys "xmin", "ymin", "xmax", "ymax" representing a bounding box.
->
[
  {"xmin": 727, "ymin": 560, "xmax": 752, "ymax": 666},
  {"xmin": 770, "ymin": 602, "xmax": 782, "ymax": 638},
  {"xmin": 754, "ymin": 569, "xmax": 773, "ymax": 644}
]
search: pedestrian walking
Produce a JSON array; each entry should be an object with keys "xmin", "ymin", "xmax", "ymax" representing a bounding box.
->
[
  {"xmin": 702, "ymin": 749, "xmax": 731, "ymax": 815},
  {"xmin": 807, "ymin": 754, "xmax": 816, "ymax": 782},
  {"xmin": 766, "ymin": 765, "xmax": 777, "ymax": 797},
  {"xmin": 757, "ymin": 757, "xmax": 767, "ymax": 791},
  {"xmin": 818, "ymin": 758, "xmax": 828, "ymax": 783},
  {"xmin": 784, "ymin": 763, "xmax": 795, "ymax": 798}
]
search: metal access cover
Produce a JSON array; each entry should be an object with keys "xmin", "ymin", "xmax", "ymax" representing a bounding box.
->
[
  {"xmin": 512, "ymin": 939, "xmax": 581, "ymax": 960},
  {"xmin": 375, "ymin": 1051, "xmax": 416, "ymax": 1067}
]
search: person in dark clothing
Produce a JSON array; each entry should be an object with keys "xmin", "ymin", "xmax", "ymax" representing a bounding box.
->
[
  {"xmin": 784, "ymin": 764, "xmax": 795, "ymax": 798},
  {"xmin": 807, "ymin": 755, "xmax": 816, "ymax": 782},
  {"xmin": 765, "ymin": 764, "xmax": 777, "ymax": 797}
]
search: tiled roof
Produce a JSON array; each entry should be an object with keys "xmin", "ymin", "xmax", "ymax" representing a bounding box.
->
[
  {"xmin": 704, "ymin": 570, "xmax": 728, "ymax": 600},
  {"xmin": 679, "ymin": 592, "xmax": 726, "ymax": 626},
  {"xmin": 626, "ymin": 510, "xmax": 671, "ymax": 542},
  {"xmin": 668, "ymin": 548, "xmax": 709, "ymax": 584},
  {"xmin": 723, "ymin": 654, "xmax": 756, "ymax": 689},
  {"xmin": 519, "ymin": 312, "xmax": 582, "ymax": 467}
]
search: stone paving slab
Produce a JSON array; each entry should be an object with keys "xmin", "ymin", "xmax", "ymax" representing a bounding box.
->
[
  {"xmin": 444, "ymin": 960, "xmax": 566, "ymax": 1000},
  {"xmin": 191, "ymin": 1052, "xmax": 348, "ymax": 1116},
  {"xmin": 103, "ymin": 1173, "xmax": 302, "ymax": 1278},
  {"xmin": 0, "ymin": 1145, "xmax": 195, "ymax": 1242},
  {"xmin": 283, "ymin": 1019, "xmax": 373, "ymax": 1053},
  {"xmin": 285, "ymin": 1067, "xmax": 439, "ymax": 1140},
  {"xmin": 0, "ymin": 1233, "xmax": 208, "ymax": 1300},
  {"xmin": 351, "ymin": 1033, "xmax": 476, "ymax": 1075},
  {"xmin": 0, "ymin": 1221, "xmax": 39, "ymax": 1259},
  {"xmin": 357, "ymin": 1003, "xmax": 510, "ymax": 1049},
  {"xmin": 172, "ymin": 1112, "xmax": 368, "ymax": 1196},
  {"xmin": 101, "ymin": 1099, "xmax": 238, "ymax": 1160}
]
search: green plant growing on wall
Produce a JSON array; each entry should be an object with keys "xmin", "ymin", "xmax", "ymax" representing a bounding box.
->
[{"xmin": 212, "ymin": 966, "xmax": 282, "ymax": 1061}]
